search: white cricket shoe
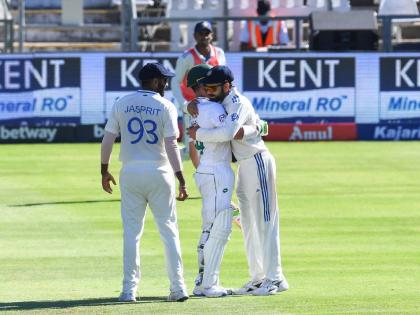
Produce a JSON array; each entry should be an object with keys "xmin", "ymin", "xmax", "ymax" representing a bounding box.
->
[
  {"xmin": 118, "ymin": 292, "xmax": 137, "ymax": 302},
  {"xmin": 252, "ymin": 278, "xmax": 289, "ymax": 296},
  {"xmin": 203, "ymin": 285, "xmax": 228, "ymax": 298},
  {"xmin": 193, "ymin": 285, "xmax": 205, "ymax": 297},
  {"xmin": 231, "ymin": 279, "xmax": 263, "ymax": 295},
  {"xmin": 168, "ymin": 289, "xmax": 189, "ymax": 302}
]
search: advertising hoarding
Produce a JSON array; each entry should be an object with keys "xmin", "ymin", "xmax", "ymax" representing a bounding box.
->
[
  {"xmin": 1, "ymin": 52, "xmax": 420, "ymax": 142},
  {"xmin": 0, "ymin": 57, "xmax": 81, "ymax": 126}
]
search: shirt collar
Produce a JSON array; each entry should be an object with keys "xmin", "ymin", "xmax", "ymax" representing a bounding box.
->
[{"xmin": 137, "ymin": 89, "xmax": 158, "ymax": 95}]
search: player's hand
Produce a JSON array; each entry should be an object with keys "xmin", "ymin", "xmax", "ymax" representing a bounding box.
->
[
  {"xmin": 187, "ymin": 99, "xmax": 199, "ymax": 117},
  {"xmin": 102, "ymin": 171, "xmax": 117, "ymax": 194},
  {"xmin": 176, "ymin": 185, "xmax": 188, "ymax": 201},
  {"xmin": 187, "ymin": 125, "xmax": 199, "ymax": 140},
  {"xmin": 234, "ymin": 127, "xmax": 245, "ymax": 140},
  {"xmin": 258, "ymin": 120, "xmax": 269, "ymax": 136}
]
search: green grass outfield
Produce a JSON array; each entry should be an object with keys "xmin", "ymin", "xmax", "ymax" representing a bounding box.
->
[{"xmin": 0, "ymin": 142, "xmax": 419, "ymax": 314}]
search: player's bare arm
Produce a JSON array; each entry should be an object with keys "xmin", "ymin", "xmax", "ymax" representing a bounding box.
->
[
  {"xmin": 189, "ymin": 141, "xmax": 200, "ymax": 169},
  {"xmin": 187, "ymin": 125, "xmax": 200, "ymax": 140},
  {"xmin": 175, "ymin": 171, "xmax": 188, "ymax": 201},
  {"xmin": 187, "ymin": 99, "xmax": 199, "ymax": 117},
  {"xmin": 234, "ymin": 127, "xmax": 245, "ymax": 140}
]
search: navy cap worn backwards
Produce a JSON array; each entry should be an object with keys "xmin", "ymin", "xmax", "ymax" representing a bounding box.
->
[
  {"xmin": 138, "ymin": 62, "xmax": 175, "ymax": 81},
  {"xmin": 200, "ymin": 65, "xmax": 234, "ymax": 85},
  {"xmin": 194, "ymin": 21, "xmax": 213, "ymax": 33}
]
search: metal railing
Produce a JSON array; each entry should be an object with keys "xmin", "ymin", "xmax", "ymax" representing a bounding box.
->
[
  {"xmin": 130, "ymin": 15, "xmax": 310, "ymax": 52},
  {"xmin": 0, "ymin": 0, "xmax": 14, "ymax": 53},
  {"xmin": 129, "ymin": 13, "xmax": 420, "ymax": 53},
  {"xmin": 121, "ymin": 0, "xmax": 137, "ymax": 51},
  {"xmin": 378, "ymin": 14, "xmax": 420, "ymax": 52}
]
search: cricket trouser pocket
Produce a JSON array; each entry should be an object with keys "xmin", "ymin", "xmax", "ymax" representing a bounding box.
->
[
  {"xmin": 194, "ymin": 162, "xmax": 235, "ymax": 227},
  {"xmin": 237, "ymin": 150, "xmax": 275, "ymax": 223}
]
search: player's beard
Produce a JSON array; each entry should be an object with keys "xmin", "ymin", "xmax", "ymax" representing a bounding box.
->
[{"xmin": 209, "ymin": 90, "xmax": 227, "ymax": 103}]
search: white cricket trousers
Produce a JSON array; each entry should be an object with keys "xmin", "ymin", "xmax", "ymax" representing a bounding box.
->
[
  {"xmin": 119, "ymin": 161, "xmax": 186, "ymax": 294},
  {"xmin": 236, "ymin": 151, "xmax": 284, "ymax": 282},
  {"xmin": 195, "ymin": 162, "xmax": 235, "ymax": 228},
  {"xmin": 194, "ymin": 162, "xmax": 235, "ymax": 287}
]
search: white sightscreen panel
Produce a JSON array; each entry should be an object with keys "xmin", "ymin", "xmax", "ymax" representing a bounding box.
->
[
  {"xmin": 355, "ymin": 54, "xmax": 380, "ymax": 123},
  {"xmin": 81, "ymin": 53, "xmax": 106, "ymax": 124}
]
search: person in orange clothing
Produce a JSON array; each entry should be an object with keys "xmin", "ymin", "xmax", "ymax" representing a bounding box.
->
[{"xmin": 240, "ymin": 0, "xmax": 289, "ymax": 51}]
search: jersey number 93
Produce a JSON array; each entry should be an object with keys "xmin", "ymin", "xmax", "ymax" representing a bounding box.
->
[{"xmin": 127, "ymin": 117, "xmax": 158, "ymax": 144}]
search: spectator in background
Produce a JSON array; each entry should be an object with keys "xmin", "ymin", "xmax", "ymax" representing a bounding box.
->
[{"xmin": 240, "ymin": 0, "xmax": 289, "ymax": 51}]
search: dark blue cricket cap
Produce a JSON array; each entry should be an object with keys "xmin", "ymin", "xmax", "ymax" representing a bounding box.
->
[
  {"xmin": 199, "ymin": 65, "xmax": 234, "ymax": 85},
  {"xmin": 138, "ymin": 62, "xmax": 175, "ymax": 80},
  {"xmin": 194, "ymin": 21, "xmax": 213, "ymax": 33}
]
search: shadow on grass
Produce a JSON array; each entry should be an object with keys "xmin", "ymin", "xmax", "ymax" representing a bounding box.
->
[
  {"xmin": 9, "ymin": 200, "xmax": 121, "ymax": 207},
  {"xmin": 182, "ymin": 196, "xmax": 202, "ymax": 200},
  {"xmin": 9, "ymin": 196, "xmax": 202, "ymax": 207},
  {"xmin": 0, "ymin": 296, "xmax": 170, "ymax": 311}
]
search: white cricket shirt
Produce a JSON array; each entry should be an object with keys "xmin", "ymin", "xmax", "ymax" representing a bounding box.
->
[
  {"xmin": 196, "ymin": 88, "xmax": 267, "ymax": 161},
  {"xmin": 191, "ymin": 98, "xmax": 231, "ymax": 168},
  {"xmin": 105, "ymin": 90, "xmax": 179, "ymax": 164}
]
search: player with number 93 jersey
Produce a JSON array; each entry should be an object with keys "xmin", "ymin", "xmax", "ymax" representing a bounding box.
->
[
  {"xmin": 105, "ymin": 90, "xmax": 179, "ymax": 164},
  {"xmin": 101, "ymin": 62, "xmax": 188, "ymax": 303}
]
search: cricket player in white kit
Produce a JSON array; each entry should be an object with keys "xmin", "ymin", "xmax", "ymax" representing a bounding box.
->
[
  {"xmin": 185, "ymin": 64, "xmax": 235, "ymax": 298},
  {"xmin": 188, "ymin": 66, "xmax": 289, "ymax": 296},
  {"xmin": 100, "ymin": 63, "xmax": 189, "ymax": 302}
]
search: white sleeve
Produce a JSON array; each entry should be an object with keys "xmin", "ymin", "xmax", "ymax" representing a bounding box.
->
[
  {"xmin": 241, "ymin": 125, "xmax": 259, "ymax": 140},
  {"xmin": 196, "ymin": 102, "xmax": 247, "ymax": 142},
  {"xmin": 241, "ymin": 112, "xmax": 265, "ymax": 139},
  {"xmin": 164, "ymin": 136, "xmax": 183, "ymax": 173},
  {"xmin": 171, "ymin": 53, "xmax": 191, "ymax": 107},
  {"xmin": 101, "ymin": 131, "xmax": 117, "ymax": 164},
  {"xmin": 209, "ymin": 106, "xmax": 227, "ymax": 128},
  {"xmin": 104, "ymin": 102, "xmax": 120, "ymax": 135},
  {"xmin": 163, "ymin": 103, "xmax": 180, "ymax": 138}
]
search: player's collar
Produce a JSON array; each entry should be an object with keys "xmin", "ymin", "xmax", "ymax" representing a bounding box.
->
[{"xmin": 137, "ymin": 89, "xmax": 158, "ymax": 95}]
